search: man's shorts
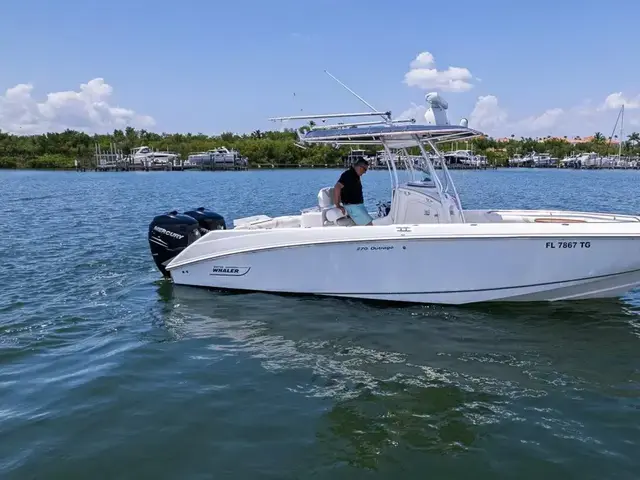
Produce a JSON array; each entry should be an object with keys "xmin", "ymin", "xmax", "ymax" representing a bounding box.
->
[{"xmin": 344, "ymin": 203, "xmax": 373, "ymax": 225}]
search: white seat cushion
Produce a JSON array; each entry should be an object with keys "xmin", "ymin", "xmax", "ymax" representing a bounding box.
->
[
  {"xmin": 336, "ymin": 217, "xmax": 356, "ymax": 226},
  {"xmin": 318, "ymin": 187, "xmax": 334, "ymax": 209},
  {"xmin": 325, "ymin": 207, "xmax": 347, "ymax": 223}
]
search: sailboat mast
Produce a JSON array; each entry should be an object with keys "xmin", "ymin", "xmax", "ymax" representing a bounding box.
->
[{"xmin": 618, "ymin": 105, "xmax": 624, "ymax": 158}]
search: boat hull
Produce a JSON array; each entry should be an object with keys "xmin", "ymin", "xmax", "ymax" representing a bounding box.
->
[{"xmin": 166, "ymin": 227, "xmax": 640, "ymax": 305}]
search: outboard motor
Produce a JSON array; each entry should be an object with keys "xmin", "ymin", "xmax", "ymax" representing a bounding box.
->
[
  {"xmin": 148, "ymin": 211, "xmax": 201, "ymax": 277},
  {"xmin": 377, "ymin": 201, "xmax": 391, "ymax": 218},
  {"xmin": 184, "ymin": 207, "xmax": 226, "ymax": 234}
]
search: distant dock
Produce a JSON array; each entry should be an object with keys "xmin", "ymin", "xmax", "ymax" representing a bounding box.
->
[
  {"xmin": 75, "ymin": 144, "xmax": 492, "ymax": 172},
  {"xmin": 508, "ymin": 152, "xmax": 640, "ymax": 170},
  {"xmin": 71, "ymin": 143, "xmax": 640, "ymax": 173},
  {"xmin": 79, "ymin": 143, "xmax": 248, "ymax": 172},
  {"xmin": 342, "ymin": 149, "xmax": 491, "ymax": 171}
]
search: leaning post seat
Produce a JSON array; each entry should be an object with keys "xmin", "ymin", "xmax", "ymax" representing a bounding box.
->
[{"xmin": 317, "ymin": 187, "xmax": 348, "ymax": 223}]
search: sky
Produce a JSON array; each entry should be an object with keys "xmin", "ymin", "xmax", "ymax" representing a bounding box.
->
[{"xmin": 1, "ymin": 0, "xmax": 639, "ymax": 139}]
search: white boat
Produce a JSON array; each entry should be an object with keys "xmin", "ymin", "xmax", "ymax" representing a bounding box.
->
[
  {"xmin": 443, "ymin": 149, "xmax": 488, "ymax": 167},
  {"xmin": 131, "ymin": 146, "xmax": 179, "ymax": 167},
  {"xmin": 186, "ymin": 147, "xmax": 248, "ymax": 167},
  {"xmin": 147, "ymin": 83, "xmax": 640, "ymax": 305}
]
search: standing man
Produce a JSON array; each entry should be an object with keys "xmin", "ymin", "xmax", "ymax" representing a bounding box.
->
[{"xmin": 333, "ymin": 158, "xmax": 373, "ymax": 226}]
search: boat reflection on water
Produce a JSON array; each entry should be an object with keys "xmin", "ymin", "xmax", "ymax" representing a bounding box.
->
[{"xmin": 153, "ymin": 280, "xmax": 640, "ymax": 470}]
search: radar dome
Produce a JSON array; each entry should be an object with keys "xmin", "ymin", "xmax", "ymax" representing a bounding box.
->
[
  {"xmin": 425, "ymin": 92, "xmax": 449, "ymax": 110},
  {"xmin": 423, "ymin": 92, "xmax": 450, "ymax": 126},
  {"xmin": 459, "ymin": 118, "xmax": 468, "ymax": 127}
]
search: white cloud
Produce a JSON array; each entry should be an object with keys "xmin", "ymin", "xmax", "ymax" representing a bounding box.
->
[
  {"xmin": 462, "ymin": 92, "xmax": 640, "ymax": 137},
  {"xmin": 403, "ymin": 51, "xmax": 475, "ymax": 93},
  {"xmin": 469, "ymin": 95, "xmax": 507, "ymax": 130},
  {"xmin": 469, "ymin": 97, "xmax": 564, "ymax": 135},
  {"xmin": 410, "ymin": 52, "xmax": 435, "ymax": 69},
  {"xmin": 601, "ymin": 92, "xmax": 640, "ymax": 110},
  {"xmin": 467, "ymin": 96, "xmax": 569, "ymax": 136},
  {"xmin": 398, "ymin": 51, "xmax": 640, "ymax": 136},
  {"xmin": 395, "ymin": 102, "xmax": 426, "ymax": 122},
  {"xmin": 0, "ymin": 78, "xmax": 155, "ymax": 134},
  {"xmin": 511, "ymin": 108, "xmax": 565, "ymax": 134},
  {"xmin": 396, "ymin": 91, "xmax": 640, "ymax": 137},
  {"xmin": 397, "ymin": 95, "xmax": 564, "ymax": 136}
]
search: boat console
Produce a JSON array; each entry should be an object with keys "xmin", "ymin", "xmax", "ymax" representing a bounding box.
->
[{"xmin": 390, "ymin": 182, "xmax": 464, "ymax": 224}]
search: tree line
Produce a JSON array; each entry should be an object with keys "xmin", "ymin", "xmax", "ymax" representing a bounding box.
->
[{"xmin": 1, "ymin": 126, "xmax": 639, "ymax": 170}]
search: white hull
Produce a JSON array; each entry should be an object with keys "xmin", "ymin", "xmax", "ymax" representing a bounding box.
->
[
  {"xmin": 166, "ymin": 221, "xmax": 640, "ymax": 305},
  {"xmin": 151, "ymin": 105, "xmax": 640, "ymax": 306}
]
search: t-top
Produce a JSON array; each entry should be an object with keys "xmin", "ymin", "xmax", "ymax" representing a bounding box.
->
[{"xmin": 338, "ymin": 167, "xmax": 363, "ymax": 205}]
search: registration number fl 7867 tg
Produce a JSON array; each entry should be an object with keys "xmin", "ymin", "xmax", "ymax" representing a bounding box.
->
[{"xmin": 545, "ymin": 241, "xmax": 591, "ymax": 249}]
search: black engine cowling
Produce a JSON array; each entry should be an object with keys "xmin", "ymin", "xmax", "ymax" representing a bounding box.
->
[
  {"xmin": 148, "ymin": 211, "xmax": 201, "ymax": 277},
  {"xmin": 148, "ymin": 207, "xmax": 226, "ymax": 277},
  {"xmin": 184, "ymin": 207, "xmax": 226, "ymax": 234}
]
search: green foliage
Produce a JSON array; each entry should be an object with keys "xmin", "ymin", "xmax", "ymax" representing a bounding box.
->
[
  {"xmin": 27, "ymin": 154, "xmax": 76, "ymax": 169},
  {"xmin": 0, "ymin": 127, "xmax": 638, "ymax": 170}
]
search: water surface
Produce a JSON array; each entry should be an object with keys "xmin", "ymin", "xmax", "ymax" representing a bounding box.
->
[{"xmin": 1, "ymin": 168, "xmax": 639, "ymax": 479}]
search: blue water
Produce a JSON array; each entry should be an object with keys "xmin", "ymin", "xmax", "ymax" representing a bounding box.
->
[{"xmin": 1, "ymin": 168, "xmax": 640, "ymax": 479}]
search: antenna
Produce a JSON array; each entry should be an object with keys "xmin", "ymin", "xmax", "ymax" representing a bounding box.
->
[
  {"xmin": 269, "ymin": 111, "xmax": 388, "ymax": 122},
  {"xmin": 310, "ymin": 118, "xmax": 415, "ymax": 131},
  {"xmin": 324, "ymin": 70, "xmax": 391, "ymax": 123}
]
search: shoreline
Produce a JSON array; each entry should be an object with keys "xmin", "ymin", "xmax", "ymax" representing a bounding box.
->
[{"xmin": 2, "ymin": 165, "xmax": 639, "ymax": 173}]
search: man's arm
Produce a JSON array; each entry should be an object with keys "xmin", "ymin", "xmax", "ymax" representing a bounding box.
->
[{"xmin": 333, "ymin": 182, "xmax": 345, "ymax": 214}]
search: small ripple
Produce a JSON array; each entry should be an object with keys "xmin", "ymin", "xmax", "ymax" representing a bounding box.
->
[{"xmin": 14, "ymin": 194, "xmax": 59, "ymax": 202}]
